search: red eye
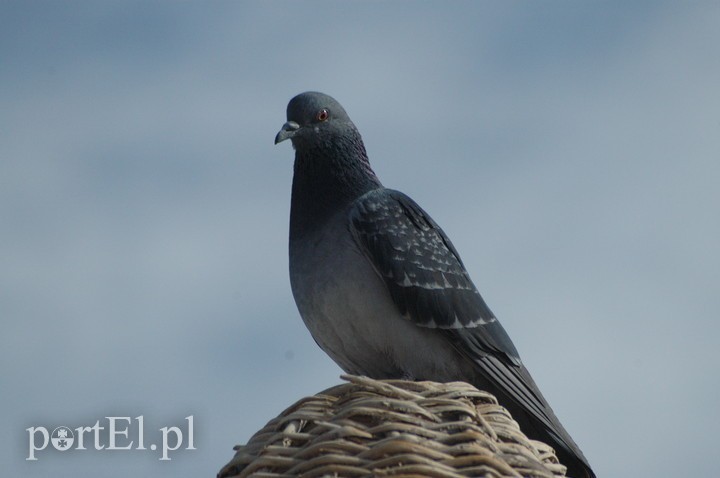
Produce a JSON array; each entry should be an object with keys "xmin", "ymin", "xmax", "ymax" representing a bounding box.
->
[{"xmin": 316, "ymin": 109, "xmax": 329, "ymax": 121}]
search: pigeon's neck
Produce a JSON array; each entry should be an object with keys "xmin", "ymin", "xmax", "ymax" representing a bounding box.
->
[{"xmin": 290, "ymin": 136, "xmax": 381, "ymax": 239}]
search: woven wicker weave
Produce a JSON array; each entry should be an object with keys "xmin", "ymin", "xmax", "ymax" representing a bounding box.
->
[{"xmin": 218, "ymin": 375, "xmax": 567, "ymax": 478}]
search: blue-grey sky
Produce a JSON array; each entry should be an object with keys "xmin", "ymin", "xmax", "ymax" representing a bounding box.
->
[{"xmin": 2, "ymin": 2, "xmax": 719, "ymax": 477}]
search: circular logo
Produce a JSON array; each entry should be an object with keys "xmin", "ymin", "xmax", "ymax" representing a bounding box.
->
[{"xmin": 51, "ymin": 426, "xmax": 75, "ymax": 450}]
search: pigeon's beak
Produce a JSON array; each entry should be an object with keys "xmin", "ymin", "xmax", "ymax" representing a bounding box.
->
[{"xmin": 274, "ymin": 121, "xmax": 300, "ymax": 145}]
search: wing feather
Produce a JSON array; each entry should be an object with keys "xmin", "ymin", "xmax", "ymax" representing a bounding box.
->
[{"xmin": 348, "ymin": 188, "xmax": 589, "ymax": 471}]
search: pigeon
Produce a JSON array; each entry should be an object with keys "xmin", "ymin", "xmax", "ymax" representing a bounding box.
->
[{"xmin": 275, "ymin": 91, "xmax": 595, "ymax": 478}]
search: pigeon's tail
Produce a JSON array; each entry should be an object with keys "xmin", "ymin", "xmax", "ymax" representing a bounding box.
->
[
  {"xmin": 472, "ymin": 359, "xmax": 595, "ymax": 478},
  {"xmin": 514, "ymin": 409, "xmax": 596, "ymax": 478}
]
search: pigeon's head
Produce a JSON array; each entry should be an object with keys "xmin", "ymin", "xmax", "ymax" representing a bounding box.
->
[{"xmin": 274, "ymin": 92, "xmax": 356, "ymax": 150}]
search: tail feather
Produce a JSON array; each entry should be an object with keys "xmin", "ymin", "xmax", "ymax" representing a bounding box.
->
[{"xmin": 469, "ymin": 355, "xmax": 595, "ymax": 478}]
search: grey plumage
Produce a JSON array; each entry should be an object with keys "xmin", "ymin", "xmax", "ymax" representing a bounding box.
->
[{"xmin": 275, "ymin": 91, "xmax": 595, "ymax": 478}]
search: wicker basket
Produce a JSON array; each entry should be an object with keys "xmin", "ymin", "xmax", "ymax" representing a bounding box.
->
[{"xmin": 218, "ymin": 375, "xmax": 567, "ymax": 478}]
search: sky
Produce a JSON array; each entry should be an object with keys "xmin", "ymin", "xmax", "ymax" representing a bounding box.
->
[{"xmin": 2, "ymin": 1, "xmax": 719, "ymax": 477}]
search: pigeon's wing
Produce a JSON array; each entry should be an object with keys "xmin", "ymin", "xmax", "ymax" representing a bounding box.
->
[
  {"xmin": 349, "ymin": 188, "xmax": 520, "ymax": 360},
  {"xmin": 348, "ymin": 188, "xmax": 559, "ymax": 432},
  {"xmin": 349, "ymin": 188, "xmax": 592, "ymax": 477}
]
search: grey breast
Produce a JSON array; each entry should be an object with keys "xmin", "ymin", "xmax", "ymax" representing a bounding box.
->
[{"xmin": 289, "ymin": 208, "xmax": 474, "ymax": 381}]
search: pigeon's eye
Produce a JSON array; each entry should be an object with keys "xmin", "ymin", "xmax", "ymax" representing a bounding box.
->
[{"xmin": 316, "ymin": 109, "xmax": 329, "ymax": 122}]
